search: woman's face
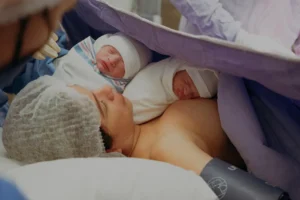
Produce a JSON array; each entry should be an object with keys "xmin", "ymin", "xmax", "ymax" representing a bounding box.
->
[
  {"xmin": 96, "ymin": 45, "xmax": 125, "ymax": 78},
  {"xmin": 71, "ymin": 85, "xmax": 135, "ymax": 147}
]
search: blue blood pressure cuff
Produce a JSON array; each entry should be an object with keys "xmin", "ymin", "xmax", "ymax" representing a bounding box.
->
[{"xmin": 200, "ymin": 158, "xmax": 290, "ymax": 200}]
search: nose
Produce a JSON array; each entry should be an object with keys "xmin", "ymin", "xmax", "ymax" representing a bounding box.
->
[
  {"xmin": 108, "ymin": 54, "xmax": 120, "ymax": 67},
  {"xmin": 92, "ymin": 86, "xmax": 114, "ymax": 101},
  {"xmin": 183, "ymin": 88, "xmax": 192, "ymax": 99}
]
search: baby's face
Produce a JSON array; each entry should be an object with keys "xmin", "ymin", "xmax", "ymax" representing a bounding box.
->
[
  {"xmin": 96, "ymin": 45, "xmax": 125, "ymax": 78},
  {"xmin": 173, "ymin": 70, "xmax": 199, "ymax": 100}
]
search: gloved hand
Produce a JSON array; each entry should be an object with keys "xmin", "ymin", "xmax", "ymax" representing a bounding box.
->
[
  {"xmin": 33, "ymin": 32, "xmax": 61, "ymax": 60},
  {"xmin": 235, "ymin": 29, "xmax": 296, "ymax": 57}
]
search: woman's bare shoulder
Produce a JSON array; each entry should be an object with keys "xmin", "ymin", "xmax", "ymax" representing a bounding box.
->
[
  {"xmin": 161, "ymin": 99, "xmax": 219, "ymax": 125},
  {"xmin": 158, "ymin": 99, "xmax": 223, "ymax": 150}
]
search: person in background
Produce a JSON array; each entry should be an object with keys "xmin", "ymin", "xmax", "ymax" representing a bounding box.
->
[
  {"xmin": 170, "ymin": 0, "xmax": 296, "ymax": 56},
  {"xmin": 0, "ymin": 0, "xmax": 76, "ymax": 199},
  {"xmin": 0, "ymin": 0, "xmax": 76, "ymax": 107}
]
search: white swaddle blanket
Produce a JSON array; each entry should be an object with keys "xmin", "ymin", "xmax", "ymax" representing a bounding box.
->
[{"xmin": 123, "ymin": 57, "xmax": 218, "ymax": 124}]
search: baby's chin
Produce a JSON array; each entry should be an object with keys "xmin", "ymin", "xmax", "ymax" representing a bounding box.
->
[
  {"xmin": 98, "ymin": 68, "xmax": 113, "ymax": 77},
  {"xmin": 178, "ymin": 96, "xmax": 191, "ymax": 100},
  {"xmin": 173, "ymin": 90, "xmax": 200, "ymax": 100},
  {"xmin": 177, "ymin": 95, "xmax": 201, "ymax": 101},
  {"xmin": 173, "ymin": 89, "xmax": 186, "ymax": 100},
  {"xmin": 100, "ymin": 70, "xmax": 125, "ymax": 79}
]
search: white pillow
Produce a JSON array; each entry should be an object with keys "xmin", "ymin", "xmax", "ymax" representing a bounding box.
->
[{"xmin": 3, "ymin": 158, "xmax": 217, "ymax": 200}]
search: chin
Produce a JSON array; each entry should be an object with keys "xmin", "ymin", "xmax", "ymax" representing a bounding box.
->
[
  {"xmin": 177, "ymin": 95, "xmax": 188, "ymax": 100},
  {"xmin": 98, "ymin": 69, "xmax": 106, "ymax": 74}
]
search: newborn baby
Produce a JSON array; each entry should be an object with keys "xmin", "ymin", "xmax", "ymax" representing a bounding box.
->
[
  {"xmin": 53, "ymin": 32, "xmax": 152, "ymax": 93},
  {"xmin": 123, "ymin": 57, "xmax": 219, "ymax": 124}
]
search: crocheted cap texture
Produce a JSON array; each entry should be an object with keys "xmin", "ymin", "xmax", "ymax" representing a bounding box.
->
[{"xmin": 2, "ymin": 76, "xmax": 108, "ymax": 164}]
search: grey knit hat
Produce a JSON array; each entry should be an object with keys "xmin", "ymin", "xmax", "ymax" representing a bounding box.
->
[{"xmin": 2, "ymin": 76, "xmax": 122, "ymax": 164}]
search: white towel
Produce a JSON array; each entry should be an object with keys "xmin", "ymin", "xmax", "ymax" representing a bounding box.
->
[{"xmin": 124, "ymin": 57, "xmax": 219, "ymax": 124}]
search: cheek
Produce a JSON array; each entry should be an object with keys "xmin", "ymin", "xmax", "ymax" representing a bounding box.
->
[
  {"xmin": 112, "ymin": 64, "xmax": 125, "ymax": 78},
  {"xmin": 104, "ymin": 115, "xmax": 128, "ymax": 140},
  {"xmin": 96, "ymin": 51, "xmax": 105, "ymax": 61},
  {"xmin": 172, "ymin": 76, "xmax": 181, "ymax": 89},
  {"xmin": 192, "ymin": 85, "xmax": 200, "ymax": 97},
  {"xmin": 101, "ymin": 117, "xmax": 117, "ymax": 139}
]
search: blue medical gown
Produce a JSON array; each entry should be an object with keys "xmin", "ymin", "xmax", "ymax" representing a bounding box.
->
[
  {"xmin": 0, "ymin": 179, "xmax": 27, "ymax": 200},
  {"xmin": 0, "ymin": 30, "xmax": 68, "ymax": 126}
]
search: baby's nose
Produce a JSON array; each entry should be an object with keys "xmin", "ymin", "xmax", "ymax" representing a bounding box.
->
[
  {"xmin": 109, "ymin": 54, "xmax": 121, "ymax": 66},
  {"xmin": 184, "ymin": 88, "xmax": 190, "ymax": 95},
  {"xmin": 183, "ymin": 88, "xmax": 193, "ymax": 99}
]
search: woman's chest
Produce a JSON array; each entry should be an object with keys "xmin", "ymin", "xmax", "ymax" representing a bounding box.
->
[{"xmin": 155, "ymin": 122, "xmax": 211, "ymax": 156}]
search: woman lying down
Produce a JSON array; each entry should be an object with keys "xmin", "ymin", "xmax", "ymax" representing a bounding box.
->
[{"xmin": 2, "ymin": 74, "xmax": 289, "ymax": 199}]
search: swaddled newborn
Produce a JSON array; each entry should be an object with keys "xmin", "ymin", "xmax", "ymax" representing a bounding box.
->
[
  {"xmin": 123, "ymin": 57, "xmax": 219, "ymax": 124},
  {"xmin": 2, "ymin": 76, "xmax": 123, "ymax": 164},
  {"xmin": 53, "ymin": 32, "xmax": 152, "ymax": 93}
]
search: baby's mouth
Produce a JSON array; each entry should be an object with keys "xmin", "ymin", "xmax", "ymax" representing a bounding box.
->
[
  {"xmin": 175, "ymin": 87, "xmax": 192, "ymax": 100},
  {"xmin": 175, "ymin": 88, "xmax": 185, "ymax": 100},
  {"xmin": 99, "ymin": 60, "xmax": 110, "ymax": 72}
]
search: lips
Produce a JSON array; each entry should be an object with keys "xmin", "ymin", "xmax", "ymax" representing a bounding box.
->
[
  {"xmin": 98, "ymin": 59, "xmax": 110, "ymax": 72},
  {"xmin": 175, "ymin": 88, "xmax": 184, "ymax": 99},
  {"xmin": 175, "ymin": 88, "xmax": 191, "ymax": 100}
]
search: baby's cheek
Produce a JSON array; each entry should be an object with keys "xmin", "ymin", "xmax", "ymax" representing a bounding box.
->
[
  {"xmin": 95, "ymin": 51, "xmax": 102, "ymax": 62},
  {"xmin": 172, "ymin": 76, "xmax": 180, "ymax": 90},
  {"xmin": 192, "ymin": 86, "xmax": 200, "ymax": 98},
  {"xmin": 114, "ymin": 64, "xmax": 125, "ymax": 78}
]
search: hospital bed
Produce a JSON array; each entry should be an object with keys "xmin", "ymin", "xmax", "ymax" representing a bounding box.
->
[
  {"xmin": 0, "ymin": 128, "xmax": 218, "ymax": 200},
  {"xmin": 1, "ymin": 0, "xmax": 300, "ymax": 199}
]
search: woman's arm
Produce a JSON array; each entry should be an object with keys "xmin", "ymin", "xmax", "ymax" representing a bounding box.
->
[{"xmin": 150, "ymin": 129, "xmax": 212, "ymax": 175}]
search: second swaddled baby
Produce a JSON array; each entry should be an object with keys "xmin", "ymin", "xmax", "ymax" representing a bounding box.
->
[{"xmin": 123, "ymin": 57, "xmax": 219, "ymax": 124}]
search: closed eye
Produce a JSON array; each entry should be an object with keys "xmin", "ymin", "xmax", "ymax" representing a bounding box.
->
[
  {"xmin": 109, "ymin": 47, "xmax": 115, "ymax": 53},
  {"xmin": 100, "ymin": 101, "xmax": 108, "ymax": 117},
  {"xmin": 92, "ymin": 93, "xmax": 107, "ymax": 118},
  {"xmin": 185, "ymin": 79, "xmax": 190, "ymax": 85}
]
